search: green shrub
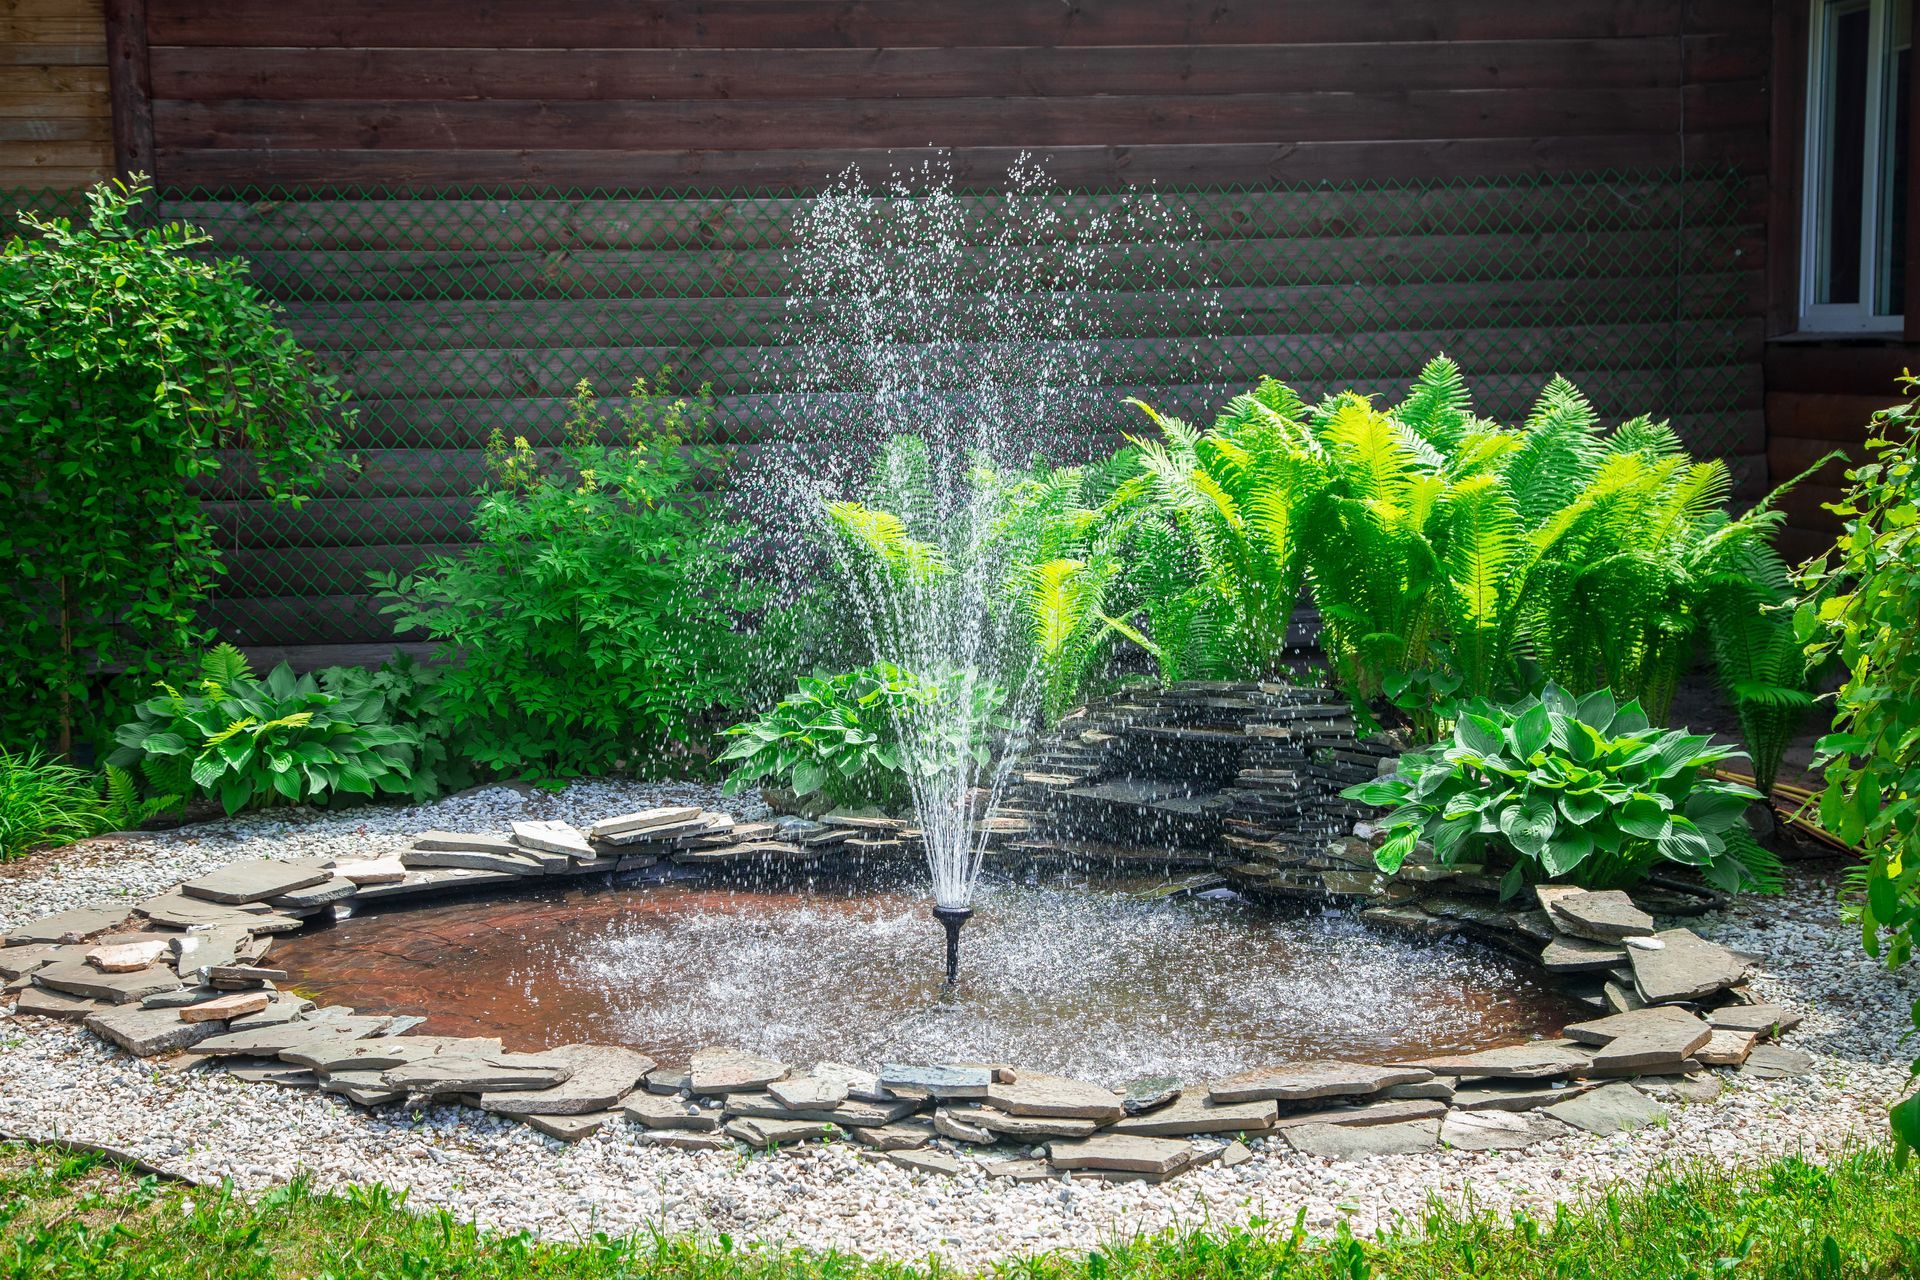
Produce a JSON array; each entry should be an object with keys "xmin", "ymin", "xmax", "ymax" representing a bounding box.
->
[
  {"xmin": 1795, "ymin": 378, "xmax": 1920, "ymax": 1155},
  {"xmin": 376, "ymin": 375, "xmax": 762, "ymax": 781},
  {"xmin": 0, "ymin": 177, "xmax": 347, "ymax": 756},
  {"xmin": 108, "ymin": 645, "xmax": 422, "ymax": 816},
  {"xmin": 1343, "ymin": 683, "xmax": 1779, "ymax": 896},
  {"xmin": 0, "ymin": 749, "xmax": 105, "ymax": 860},
  {"xmin": 316, "ymin": 652, "xmax": 471, "ymax": 802},
  {"xmin": 717, "ymin": 663, "xmax": 1006, "ymax": 811}
]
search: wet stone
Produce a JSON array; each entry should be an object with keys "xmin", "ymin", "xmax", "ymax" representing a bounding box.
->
[
  {"xmin": 1284, "ymin": 1118, "xmax": 1440, "ymax": 1159},
  {"xmin": 181, "ymin": 859, "xmax": 332, "ymax": 905},
  {"xmin": 623, "ymin": 1091, "xmax": 722, "ymax": 1132},
  {"xmin": 1108, "ymin": 1092, "xmax": 1277, "ymax": 1137},
  {"xmin": 1048, "ymin": 1134, "xmax": 1193, "ymax": 1175},
  {"xmin": 1544, "ymin": 1082, "xmax": 1668, "ymax": 1135},
  {"xmin": 1630, "ymin": 929, "xmax": 1749, "ymax": 1004},
  {"xmin": 1210, "ymin": 1061, "xmax": 1431, "ymax": 1104},
  {"xmin": 689, "ymin": 1047, "xmax": 787, "ymax": 1094},
  {"xmin": 1121, "ymin": 1075, "xmax": 1183, "ymax": 1115},
  {"xmin": 986, "ymin": 1071, "xmax": 1124, "ymax": 1122},
  {"xmin": 879, "ymin": 1063, "xmax": 992, "ymax": 1098}
]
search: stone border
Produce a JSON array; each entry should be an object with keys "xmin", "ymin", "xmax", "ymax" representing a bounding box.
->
[{"xmin": 2, "ymin": 797, "xmax": 1813, "ymax": 1183}]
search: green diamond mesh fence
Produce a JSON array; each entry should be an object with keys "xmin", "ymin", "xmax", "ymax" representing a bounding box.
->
[{"xmin": 1, "ymin": 169, "xmax": 1758, "ymax": 649}]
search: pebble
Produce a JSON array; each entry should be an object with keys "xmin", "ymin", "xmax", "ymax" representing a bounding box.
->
[{"xmin": 0, "ymin": 785, "xmax": 1912, "ymax": 1268}]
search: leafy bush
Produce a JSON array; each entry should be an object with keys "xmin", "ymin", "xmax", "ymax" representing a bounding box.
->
[
  {"xmin": 108, "ymin": 645, "xmax": 422, "ymax": 816},
  {"xmin": 0, "ymin": 177, "xmax": 347, "ymax": 755},
  {"xmin": 377, "ymin": 375, "xmax": 762, "ymax": 780},
  {"xmin": 0, "ymin": 749, "xmax": 105, "ymax": 860},
  {"xmin": 316, "ymin": 653, "xmax": 471, "ymax": 802},
  {"xmin": 1795, "ymin": 378, "xmax": 1920, "ymax": 1155},
  {"xmin": 1343, "ymin": 684, "xmax": 1779, "ymax": 895},
  {"xmin": 717, "ymin": 663, "xmax": 1006, "ymax": 811}
]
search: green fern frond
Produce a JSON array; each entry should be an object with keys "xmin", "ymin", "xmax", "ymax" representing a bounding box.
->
[{"xmin": 1394, "ymin": 353, "xmax": 1474, "ymax": 448}]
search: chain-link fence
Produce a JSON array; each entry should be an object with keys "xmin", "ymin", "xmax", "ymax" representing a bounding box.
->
[{"xmin": 1, "ymin": 169, "xmax": 1759, "ymax": 649}]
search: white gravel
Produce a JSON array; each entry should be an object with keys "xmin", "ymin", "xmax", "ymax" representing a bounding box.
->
[{"xmin": 1, "ymin": 781, "xmax": 1915, "ymax": 1268}]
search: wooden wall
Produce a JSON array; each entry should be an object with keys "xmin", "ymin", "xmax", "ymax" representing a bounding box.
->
[{"xmin": 0, "ymin": 0, "xmax": 112, "ymax": 186}]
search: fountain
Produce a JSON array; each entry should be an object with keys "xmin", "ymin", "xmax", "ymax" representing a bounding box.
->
[{"xmin": 759, "ymin": 159, "xmax": 1214, "ymax": 979}]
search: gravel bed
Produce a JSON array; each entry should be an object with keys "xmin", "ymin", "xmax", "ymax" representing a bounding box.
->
[{"xmin": 1, "ymin": 782, "xmax": 1915, "ymax": 1267}]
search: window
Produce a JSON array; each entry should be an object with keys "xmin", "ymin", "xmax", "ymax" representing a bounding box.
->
[{"xmin": 1802, "ymin": 0, "xmax": 1911, "ymax": 330}]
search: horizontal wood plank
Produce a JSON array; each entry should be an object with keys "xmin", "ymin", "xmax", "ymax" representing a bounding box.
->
[{"xmin": 1761, "ymin": 391, "xmax": 1902, "ymax": 442}]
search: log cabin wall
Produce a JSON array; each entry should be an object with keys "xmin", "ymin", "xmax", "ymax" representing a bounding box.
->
[
  {"xmin": 0, "ymin": 0, "xmax": 112, "ymax": 186},
  {"xmin": 6, "ymin": 1, "xmax": 1775, "ymax": 657}
]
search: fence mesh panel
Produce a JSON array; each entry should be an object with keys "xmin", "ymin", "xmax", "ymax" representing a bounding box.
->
[{"xmin": 1, "ymin": 170, "xmax": 1757, "ymax": 648}]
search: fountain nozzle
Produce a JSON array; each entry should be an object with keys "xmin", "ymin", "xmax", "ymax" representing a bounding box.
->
[{"xmin": 931, "ymin": 905, "xmax": 973, "ymax": 985}]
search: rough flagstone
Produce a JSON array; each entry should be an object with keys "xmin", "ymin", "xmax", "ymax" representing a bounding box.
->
[
  {"xmin": 1544, "ymin": 1082, "xmax": 1668, "ymax": 1135},
  {"xmin": 1284, "ymin": 1118, "xmax": 1441, "ymax": 1158},
  {"xmin": 1108, "ymin": 1092, "xmax": 1277, "ymax": 1136},
  {"xmin": 509, "ymin": 820, "xmax": 594, "ymax": 858},
  {"xmin": 1708, "ymin": 1004, "xmax": 1803, "ymax": 1037},
  {"xmin": 1543, "ymin": 889, "xmax": 1655, "ymax": 942},
  {"xmin": 179, "ymin": 991, "xmax": 270, "ymax": 1023},
  {"xmin": 85, "ymin": 1004, "xmax": 228, "ymax": 1056},
  {"xmin": 985, "ymin": 1071, "xmax": 1124, "ymax": 1121},
  {"xmin": 1404, "ymin": 1041, "xmax": 1592, "ymax": 1079},
  {"xmin": 1439, "ymin": 1108, "xmax": 1570, "ymax": 1151},
  {"xmin": 383, "ymin": 1052, "xmax": 574, "ymax": 1095},
  {"xmin": 181, "ymin": 860, "xmax": 332, "ymax": 905},
  {"xmin": 726, "ymin": 1116, "xmax": 840, "ymax": 1146},
  {"xmin": 1209, "ymin": 1061, "xmax": 1430, "ymax": 1104},
  {"xmin": 622, "ymin": 1091, "xmax": 722, "ymax": 1132},
  {"xmin": 1629, "ymin": 929, "xmax": 1749, "ymax": 1003},
  {"xmin": 690, "ymin": 1046, "xmax": 788, "ymax": 1094},
  {"xmin": 1047, "ymin": 1134, "xmax": 1193, "ymax": 1174},
  {"xmin": 477, "ymin": 1044, "xmax": 654, "ymax": 1115},
  {"xmin": 33, "ymin": 958, "xmax": 180, "ymax": 1005}
]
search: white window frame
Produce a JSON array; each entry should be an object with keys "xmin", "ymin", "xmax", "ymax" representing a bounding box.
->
[{"xmin": 1800, "ymin": 0, "xmax": 1907, "ymax": 332}]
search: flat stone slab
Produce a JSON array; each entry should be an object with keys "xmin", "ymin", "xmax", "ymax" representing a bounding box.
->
[
  {"xmin": 401, "ymin": 848, "xmax": 546, "ymax": 875},
  {"xmin": 5, "ymin": 905, "xmax": 132, "ymax": 945},
  {"xmin": 1284, "ymin": 1118, "xmax": 1440, "ymax": 1158},
  {"xmin": 622, "ymin": 1092, "xmax": 721, "ymax": 1132},
  {"xmin": 1121, "ymin": 1076, "xmax": 1182, "ymax": 1115},
  {"xmin": 320, "ymin": 1070, "xmax": 404, "ymax": 1107},
  {"xmin": 1563, "ymin": 1005, "xmax": 1712, "ymax": 1073},
  {"xmin": 1708, "ymin": 1004, "xmax": 1803, "ymax": 1037},
  {"xmin": 1271, "ymin": 1098, "xmax": 1446, "ymax": 1129},
  {"xmin": 34, "ymin": 958, "xmax": 180, "ymax": 1005},
  {"xmin": 980, "ymin": 1157, "xmax": 1055, "ymax": 1182},
  {"xmin": 1630, "ymin": 929, "xmax": 1749, "ymax": 1003},
  {"xmin": 284, "ymin": 1036, "xmax": 477, "ymax": 1072},
  {"xmin": 1544, "ymin": 889, "xmax": 1655, "ymax": 942},
  {"xmin": 86, "ymin": 939, "xmax": 171, "ymax": 972},
  {"xmin": 136, "ymin": 891, "xmax": 298, "ymax": 932},
  {"xmin": 332, "ymin": 858, "xmax": 408, "ymax": 885},
  {"xmin": 412, "ymin": 831, "xmax": 521, "ymax": 855},
  {"xmin": 632, "ymin": 1131, "xmax": 729, "ymax": 1151},
  {"xmin": 353, "ymin": 868, "xmax": 525, "ymax": 901},
  {"xmin": 383, "ymin": 1052, "xmax": 574, "ymax": 1095},
  {"xmin": 1210, "ymin": 1061, "xmax": 1431, "ymax": 1104},
  {"xmin": 689, "ymin": 1046, "xmax": 787, "ymax": 1094},
  {"xmin": 985, "ymin": 1071, "xmax": 1123, "ymax": 1122},
  {"xmin": 848, "ymin": 1120, "xmax": 934, "ymax": 1151},
  {"xmin": 939, "ymin": 1104, "xmax": 1099, "ymax": 1140},
  {"xmin": 0, "ymin": 944, "xmax": 61, "ymax": 979},
  {"xmin": 179, "ymin": 991, "xmax": 270, "ymax": 1023},
  {"xmin": 1404, "ymin": 1042, "xmax": 1592, "ymax": 1079},
  {"xmin": 269, "ymin": 878, "xmax": 361, "ymax": 910},
  {"xmin": 225, "ymin": 993, "xmax": 314, "ymax": 1030},
  {"xmin": 221, "ymin": 1060, "xmax": 319, "ymax": 1088},
  {"xmin": 1540, "ymin": 936, "xmax": 1630, "ymax": 973},
  {"xmin": 14, "ymin": 985, "xmax": 103, "ymax": 1020},
  {"xmin": 888, "ymin": 1149, "xmax": 963, "ymax": 1176},
  {"xmin": 509, "ymin": 820, "xmax": 594, "ymax": 859},
  {"xmin": 1451, "ymin": 1080, "xmax": 1598, "ymax": 1112},
  {"xmin": 85, "ymin": 1004, "xmax": 227, "ymax": 1056},
  {"xmin": 1544, "ymin": 1082, "xmax": 1667, "ymax": 1134},
  {"xmin": 588, "ymin": 807, "xmax": 704, "ymax": 841},
  {"xmin": 1694, "ymin": 1029, "xmax": 1759, "ymax": 1066},
  {"xmin": 181, "ymin": 860, "xmax": 332, "ymax": 905},
  {"xmin": 196, "ymin": 1020, "xmax": 379, "ymax": 1058},
  {"xmin": 1440, "ymin": 1108, "xmax": 1571, "ymax": 1151},
  {"xmin": 1741, "ymin": 1044, "xmax": 1815, "ymax": 1079},
  {"xmin": 525, "ymin": 1110, "xmax": 620, "ymax": 1142},
  {"xmin": 879, "ymin": 1063, "xmax": 991, "ymax": 1098},
  {"xmin": 769, "ymin": 1075, "xmax": 850, "ymax": 1111},
  {"xmin": 1047, "ymin": 1134, "xmax": 1193, "ymax": 1174},
  {"xmin": 478, "ymin": 1044, "xmax": 653, "ymax": 1116},
  {"xmin": 170, "ymin": 926, "xmax": 253, "ymax": 980},
  {"xmin": 1108, "ymin": 1092, "xmax": 1277, "ymax": 1137},
  {"xmin": 932, "ymin": 1108, "xmax": 994, "ymax": 1143},
  {"xmin": 725, "ymin": 1116, "xmax": 839, "ymax": 1146},
  {"xmin": 1636, "ymin": 1073, "xmax": 1726, "ymax": 1104}
]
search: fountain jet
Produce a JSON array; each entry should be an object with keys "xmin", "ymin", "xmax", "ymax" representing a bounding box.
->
[{"xmin": 931, "ymin": 904, "xmax": 973, "ymax": 985}]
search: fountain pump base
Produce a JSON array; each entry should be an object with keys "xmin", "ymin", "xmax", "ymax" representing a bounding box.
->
[{"xmin": 931, "ymin": 905, "xmax": 973, "ymax": 985}]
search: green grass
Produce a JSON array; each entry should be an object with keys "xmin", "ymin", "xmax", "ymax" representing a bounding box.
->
[{"xmin": 3, "ymin": 1142, "xmax": 1918, "ymax": 1279}]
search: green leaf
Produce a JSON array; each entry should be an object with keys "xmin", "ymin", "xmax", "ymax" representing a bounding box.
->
[
  {"xmin": 1618, "ymin": 795, "xmax": 1669, "ymax": 839},
  {"xmin": 1342, "ymin": 777, "xmax": 1411, "ymax": 807},
  {"xmin": 1507, "ymin": 702, "xmax": 1551, "ymax": 761},
  {"xmin": 1609, "ymin": 698, "xmax": 1650, "ymax": 735},
  {"xmin": 1540, "ymin": 826, "xmax": 1595, "ymax": 877},
  {"xmin": 1574, "ymin": 688, "xmax": 1617, "ymax": 730},
  {"xmin": 1558, "ymin": 789, "xmax": 1609, "ymax": 826},
  {"xmin": 1456, "ymin": 713, "xmax": 1507, "ymax": 759},
  {"xmin": 1498, "ymin": 794, "xmax": 1557, "ymax": 856},
  {"xmin": 1656, "ymin": 816, "xmax": 1716, "ymax": 865},
  {"xmin": 1682, "ymin": 787, "xmax": 1752, "ymax": 833},
  {"xmin": 790, "ymin": 761, "xmax": 827, "ymax": 797},
  {"xmin": 1374, "ymin": 827, "xmax": 1418, "ymax": 874}
]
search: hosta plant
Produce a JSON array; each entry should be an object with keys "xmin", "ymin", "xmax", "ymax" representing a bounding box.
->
[
  {"xmin": 717, "ymin": 663, "xmax": 1007, "ymax": 812},
  {"xmin": 1343, "ymin": 684, "xmax": 1780, "ymax": 895},
  {"xmin": 109, "ymin": 645, "xmax": 422, "ymax": 815}
]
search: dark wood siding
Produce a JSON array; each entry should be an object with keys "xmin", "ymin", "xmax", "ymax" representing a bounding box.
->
[{"xmin": 0, "ymin": 0, "xmax": 112, "ymax": 187}]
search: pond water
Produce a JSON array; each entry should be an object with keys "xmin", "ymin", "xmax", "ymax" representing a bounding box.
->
[{"xmin": 273, "ymin": 872, "xmax": 1582, "ymax": 1085}]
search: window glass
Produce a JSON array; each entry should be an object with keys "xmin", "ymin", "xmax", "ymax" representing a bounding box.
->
[
  {"xmin": 1818, "ymin": 1, "xmax": 1871, "ymax": 306},
  {"xmin": 1879, "ymin": 2, "xmax": 1912, "ymax": 314}
]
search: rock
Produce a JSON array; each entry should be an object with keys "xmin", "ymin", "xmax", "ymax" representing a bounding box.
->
[
  {"xmin": 85, "ymin": 1004, "xmax": 227, "ymax": 1056},
  {"xmin": 354, "ymin": 868, "xmax": 525, "ymax": 901},
  {"xmin": 33, "ymin": 958, "xmax": 181, "ymax": 1005},
  {"xmin": 1271, "ymin": 1098, "xmax": 1446, "ymax": 1129},
  {"xmin": 1543, "ymin": 889, "xmax": 1655, "ymax": 942},
  {"xmin": 14, "ymin": 985, "xmax": 103, "ymax": 1020},
  {"xmin": 1440, "ymin": 1108, "xmax": 1570, "ymax": 1151},
  {"xmin": 1210, "ymin": 1061, "xmax": 1431, "ymax": 1104},
  {"xmin": 206, "ymin": 965, "xmax": 285, "ymax": 989},
  {"xmin": 729, "ymin": 1093, "xmax": 918, "ymax": 1128},
  {"xmin": 980, "ymin": 1157, "xmax": 1056, "ymax": 1182},
  {"xmin": 476, "ymin": 1044, "xmax": 654, "ymax": 1116},
  {"xmin": 632, "ymin": 1131, "xmax": 728, "ymax": 1151},
  {"xmin": 1635, "ymin": 1073, "xmax": 1725, "ymax": 1105},
  {"xmin": 221, "ymin": 1060, "xmax": 318, "ymax": 1088},
  {"xmin": 769, "ymin": 1075, "xmax": 850, "ymax": 1111},
  {"xmin": 1540, "ymin": 936, "xmax": 1630, "ymax": 973},
  {"xmin": 1120, "ymin": 1076, "xmax": 1183, "ymax": 1115},
  {"xmin": 86, "ymin": 939, "xmax": 171, "ymax": 972},
  {"xmin": 284, "ymin": 1036, "xmax": 479, "ymax": 1073},
  {"xmin": 1563, "ymin": 1005, "xmax": 1712, "ymax": 1073},
  {"xmin": 933, "ymin": 1108, "xmax": 996, "ymax": 1144},
  {"xmin": 643, "ymin": 1069, "xmax": 691, "ymax": 1096},
  {"xmin": 524, "ymin": 1111, "xmax": 618, "ymax": 1142},
  {"xmin": 1221, "ymin": 1140, "xmax": 1253, "ymax": 1167},
  {"xmin": 4, "ymin": 905, "xmax": 132, "ymax": 945},
  {"xmin": 1108, "ymin": 1092, "xmax": 1277, "ymax": 1137},
  {"xmin": 1604, "ymin": 979, "xmax": 1647, "ymax": 1014},
  {"xmin": 937, "ymin": 1104, "xmax": 1099, "ymax": 1140},
  {"xmin": 1405, "ymin": 1042, "xmax": 1592, "ymax": 1079},
  {"xmin": 509, "ymin": 820, "xmax": 594, "ymax": 858},
  {"xmin": 1451, "ymin": 1081, "xmax": 1598, "ymax": 1112},
  {"xmin": 178, "ymin": 991, "xmax": 270, "ymax": 1023},
  {"xmin": 1694, "ymin": 1029, "xmax": 1759, "ymax": 1066},
  {"xmin": 170, "ymin": 926, "xmax": 252, "ymax": 980},
  {"xmin": 401, "ymin": 848, "xmax": 546, "ymax": 875},
  {"xmin": 879, "ymin": 1063, "xmax": 991, "ymax": 1098},
  {"xmin": 1625, "ymin": 936, "xmax": 1665, "ymax": 951},
  {"xmin": 1047, "ymin": 1134, "xmax": 1193, "ymax": 1175},
  {"xmin": 986, "ymin": 1071, "xmax": 1123, "ymax": 1122},
  {"xmin": 1385, "ymin": 1079, "xmax": 1456, "ymax": 1101},
  {"xmin": 888, "ymin": 1149, "xmax": 963, "ymax": 1176},
  {"xmin": 412, "ymin": 830, "xmax": 523, "ymax": 855},
  {"xmin": 268, "ymin": 878, "xmax": 360, "ymax": 910},
  {"xmin": 142, "ymin": 985, "xmax": 221, "ymax": 1009},
  {"xmin": 0, "ymin": 944, "xmax": 61, "ymax": 980},
  {"xmin": 383, "ymin": 1052, "xmax": 574, "ymax": 1095},
  {"xmin": 725, "ymin": 1116, "xmax": 839, "ymax": 1146},
  {"xmin": 225, "ymin": 993, "xmax": 314, "ymax": 1029},
  {"xmin": 320, "ymin": 1070, "xmax": 405, "ymax": 1107},
  {"xmin": 137, "ymin": 891, "xmax": 298, "ymax": 933},
  {"xmin": 1284, "ymin": 1118, "xmax": 1440, "ymax": 1158},
  {"xmin": 1544, "ymin": 1082, "xmax": 1667, "ymax": 1135},
  {"xmin": 809, "ymin": 1061, "xmax": 890, "ymax": 1102},
  {"xmin": 1707, "ymin": 1004, "xmax": 1803, "ymax": 1037},
  {"xmin": 1741, "ymin": 1044, "xmax": 1815, "ymax": 1079},
  {"xmin": 181, "ymin": 859, "xmax": 332, "ymax": 905},
  {"xmin": 689, "ymin": 1046, "xmax": 787, "ymax": 1094},
  {"xmin": 849, "ymin": 1120, "xmax": 934, "ymax": 1151},
  {"xmin": 588, "ymin": 807, "xmax": 704, "ymax": 840},
  {"xmin": 623, "ymin": 1091, "xmax": 721, "ymax": 1132},
  {"xmin": 1630, "ymin": 929, "xmax": 1749, "ymax": 1004},
  {"xmin": 196, "ymin": 1020, "xmax": 379, "ymax": 1058},
  {"xmin": 332, "ymin": 858, "xmax": 408, "ymax": 885}
]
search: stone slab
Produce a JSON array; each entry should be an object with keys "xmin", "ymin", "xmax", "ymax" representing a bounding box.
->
[
  {"xmin": 1210, "ymin": 1061, "xmax": 1431, "ymax": 1104},
  {"xmin": 769, "ymin": 1075, "xmax": 849, "ymax": 1111},
  {"xmin": 320, "ymin": 1070, "xmax": 404, "ymax": 1107},
  {"xmin": 1707, "ymin": 1004, "xmax": 1803, "ymax": 1037},
  {"xmin": 1283, "ymin": 1118, "xmax": 1440, "ymax": 1158},
  {"xmin": 1741, "ymin": 1044, "xmax": 1815, "ymax": 1079},
  {"xmin": 632, "ymin": 1131, "xmax": 728, "ymax": 1151},
  {"xmin": 1544, "ymin": 889, "xmax": 1655, "ymax": 941},
  {"xmin": 13, "ymin": 985, "xmax": 102, "ymax": 1020},
  {"xmin": 0, "ymin": 944, "xmax": 61, "ymax": 980},
  {"xmin": 196, "ymin": 1020, "xmax": 378, "ymax": 1058},
  {"xmin": 86, "ymin": 939, "xmax": 171, "ymax": 972},
  {"xmin": 588, "ymin": 807, "xmax": 704, "ymax": 839},
  {"xmin": 725, "ymin": 1116, "xmax": 839, "ymax": 1146},
  {"xmin": 879, "ymin": 1063, "xmax": 991, "ymax": 1098},
  {"xmin": 525, "ymin": 1110, "xmax": 620, "ymax": 1142},
  {"xmin": 689, "ymin": 1046, "xmax": 787, "ymax": 1094},
  {"xmin": 137, "ymin": 891, "xmax": 298, "ymax": 933},
  {"xmin": 1544, "ymin": 1082, "xmax": 1667, "ymax": 1134},
  {"xmin": 34, "ymin": 958, "xmax": 180, "ymax": 1005},
  {"xmin": 1630, "ymin": 929, "xmax": 1749, "ymax": 1004},
  {"xmin": 1694, "ymin": 1029, "xmax": 1759, "ymax": 1066},
  {"xmin": 181, "ymin": 860, "xmax": 332, "ymax": 905},
  {"xmin": 170, "ymin": 926, "xmax": 252, "ymax": 980},
  {"xmin": 622, "ymin": 1092, "xmax": 721, "ymax": 1132},
  {"xmin": 1108, "ymin": 1092, "xmax": 1277, "ymax": 1137},
  {"xmin": 1271, "ymin": 1098, "xmax": 1446, "ymax": 1129},
  {"xmin": 1540, "ymin": 936, "xmax": 1630, "ymax": 973},
  {"xmin": 933, "ymin": 1108, "xmax": 995, "ymax": 1144},
  {"xmin": 888, "ymin": 1149, "xmax": 963, "ymax": 1176},
  {"xmin": 179, "ymin": 991, "xmax": 270, "ymax": 1023},
  {"xmin": 332, "ymin": 858, "xmax": 408, "ymax": 885},
  {"xmin": 383, "ymin": 1052, "xmax": 574, "ymax": 1095},
  {"xmin": 1404, "ymin": 1042, "xmax": 1592, "ymax": 1080},
  {"xmin": 509, "ymin": 820, "xmax": 594, "ymax": 858},
  {"xmin": 1439, "ymin": 1108, "xmax": 1571, "ymax": 1151},
  {"xmin": 985, "ymin": 1071, "xmax": 1123, "ymax": 1122},
  {"xmin": 1047, "ymin": 1134, "xmax": 1193, "ymax": 1174},
  {"xmin": 85, "ymin": 1004, "xmax": 227, "ymax": 1056},
  {"xmin": 848, "ymin": 1120, "xmax": 934, "ymax": 1151},
  {"xmin": 1120, "ymin": 1076, "xmax": 1183, "ymax": 1115},
  {"xmin": 353, "ymin": 868, "xmax": 525, "ymax": 901},
  {"xmin": 413, "ymin": 831, "xmax": 520, "ymax": 854},
  {"xmin": 1450, "ymin": 1080, "xmax": 1598, "ymax": 1112},
  {"xmin": 1635, "ymin": 1073, "xmax": 1726, "ymax": 1104},
  {"xmin": 934, "ymin": 1104, "xmax": 1098, "ymax": 1141},
  {"xmin": 401, "ymin": 848, "xmax": 546, "ymax": 875},
  {"xmin": 221, "ymin": 1060, "xmax": 319, "ymax": 1088},
  {"xmin": 478, "ymin": 1044, "xmax": 654, "ymax": 1116},
  {"xmin": 268, "ymin": 878, "xmax": 360, "ymax": 910},
  {"xmin": 5, "ymin": 905, "xmax": 132, "ymax": 946}
]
